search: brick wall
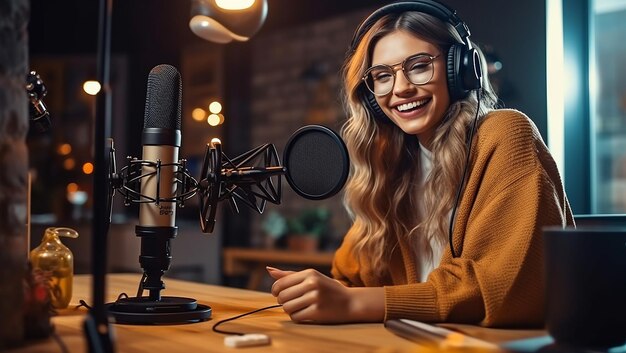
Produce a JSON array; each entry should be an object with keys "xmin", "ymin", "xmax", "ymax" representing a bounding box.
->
[{"xmin": 248, "ymin": 9, "xmax": 372, "ymax": 249}]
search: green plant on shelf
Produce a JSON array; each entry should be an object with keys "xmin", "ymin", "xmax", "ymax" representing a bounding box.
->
[
  {"xmin": 262, "ymin": 207, "xmax": 331, "ymax": 239},
  {"xmin": 261, "ymin": 210, "xmax": 288, "ymax": 241},
  {"xmin": 286, "ymin": 207, "xmax": 330, "ymax": 238}
]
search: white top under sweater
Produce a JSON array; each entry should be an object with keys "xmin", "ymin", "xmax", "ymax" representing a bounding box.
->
[{"xmin": 415, "ymin": 144, "xmax": 446, "ymax": 282}]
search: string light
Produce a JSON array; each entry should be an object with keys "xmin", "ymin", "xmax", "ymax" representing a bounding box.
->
[
  {"xmin": 207, "ymin": 114, "xmax": 221, "ymax": 126},
  {"xmin": 57, "ymin": 143, "xmax": 72, "ymax": 155},
  {"xmin": 63, "ymin": 158, "xmax": 76, "ymax": 170},
  {"xmin": 82, "ymin": 162, "xmax": 94, "ymax": 175},
  {"xmin": 67, "ymin": 183, "xmax": 79, "ymax": 193},
  {"xmin": 209, "ymin": 101, "xmax": 222, "ymax": 114},
  {"xmin": 192, "ymin": 107, "xmax": 207, "ymax": 121}
]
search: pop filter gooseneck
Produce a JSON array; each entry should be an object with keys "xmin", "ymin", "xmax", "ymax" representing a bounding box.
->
[{"xmin": 283, "ymin": 125, "xmax": 350, "ymax": 200}]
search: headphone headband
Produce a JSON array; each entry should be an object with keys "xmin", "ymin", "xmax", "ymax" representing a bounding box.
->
[{"xmin": 349, "ymin": 0, "xmax": 471, "ymax": 54}]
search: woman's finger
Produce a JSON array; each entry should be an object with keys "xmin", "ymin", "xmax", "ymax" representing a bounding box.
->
[
  {"xmin": 270, "ymin": 269, "xmax": 320, "ymax": 296},
  {"xmin": 281, "ymin": 290, "xmax": 318, "ymax": 317},
  {"xmin": 288, "ymin": 302, "xmax": 319, "ymax": 323},
  {"xmin": 266, "ymin": 266, "xmax": 295, "ymax": 280},
  {"xmin": 275, "ymin": 276, "xmax": 318, "ymax": 304}
]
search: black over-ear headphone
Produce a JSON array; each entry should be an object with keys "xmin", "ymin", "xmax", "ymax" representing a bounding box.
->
[{"xmin": 349, "ymin": 0, "xmax": 482, "ymax": 121}]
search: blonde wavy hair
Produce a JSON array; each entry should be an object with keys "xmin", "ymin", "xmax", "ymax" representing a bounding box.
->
[{"xmin": 341, "ymin": 11, "xmax": 499, "ymax": 275}]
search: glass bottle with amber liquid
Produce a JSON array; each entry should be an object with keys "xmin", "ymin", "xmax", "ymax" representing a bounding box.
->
[{"xmin": 29, "ymin": 227, "xmax": 79, "ymax": 309}]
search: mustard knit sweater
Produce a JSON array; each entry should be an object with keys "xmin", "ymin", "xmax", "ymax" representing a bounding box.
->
[{"xmin": 331, "ymin": 109, "xmax": 574, "ymax": 327}]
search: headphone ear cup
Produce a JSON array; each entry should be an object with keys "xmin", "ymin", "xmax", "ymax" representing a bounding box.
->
[
  {"xmin": 446, "ymin": 43, "xmax": 467, "ymax": 102},
  {"xmin": 462, "ymin": 47, "xmax": 483, "ymax": 91},
  {"xmin": 447, "ymin": 44, "xmax": 483, "ymax": 102},
  {"xmin": 361, "ymin": 88, "xmax": 389, "ymax": 122}
]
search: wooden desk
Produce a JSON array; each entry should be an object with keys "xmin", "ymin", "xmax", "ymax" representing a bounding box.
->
[
  {"xmin": 8, "ymin": 274, "xmax": 546, "ymax": 353},
  {"xmin": 222, "ymin": 247, "xmax": 335, "ymax": 290}
]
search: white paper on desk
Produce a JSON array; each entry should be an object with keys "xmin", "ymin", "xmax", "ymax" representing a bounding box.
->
[{"xmin": 385, "ymin": 319, "xmax": 500, "ymax": 350}]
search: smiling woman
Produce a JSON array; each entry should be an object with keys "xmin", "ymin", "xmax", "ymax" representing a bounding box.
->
[{"xmin": 266, "ymin": 0, "xmax": 574, "ymax": 328}]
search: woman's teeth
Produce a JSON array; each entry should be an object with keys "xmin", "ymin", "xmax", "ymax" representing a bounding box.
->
[{"xmin": 396, "ymin": 99, "xmax": 428, "ymax": 112}]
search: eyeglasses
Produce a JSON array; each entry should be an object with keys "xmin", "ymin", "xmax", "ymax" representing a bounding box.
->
[{"xmin": 362, "ymin": 53, "xmax": 441, "ymax": 96}]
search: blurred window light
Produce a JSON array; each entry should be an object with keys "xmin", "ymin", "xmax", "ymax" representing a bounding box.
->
[
  {"xmin": 590, "ymin": 0, "xmax": 626, "ymax": 212},
  {"xmin": 594, "ymin": 0, "xmax": 626, "ymax": 13},
  {"xmin": 546, "ymin": 0, "xmax": 565, "ymax": 179}
]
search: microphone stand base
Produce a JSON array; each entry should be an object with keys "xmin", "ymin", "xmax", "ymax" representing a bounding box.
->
[{"xmin": 105, "ymin": 296, "xmax": 211, "ymax": 325}]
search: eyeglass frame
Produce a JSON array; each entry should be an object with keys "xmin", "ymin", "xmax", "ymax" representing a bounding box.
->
[{"xmin": 361, "ymin": 53, "xmax": 442, "ymax": 96}]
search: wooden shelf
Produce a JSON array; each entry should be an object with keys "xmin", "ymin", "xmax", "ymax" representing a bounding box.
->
[{"xmin": 222, "ymin": 247, "xmax": 334, "ymax": 290}]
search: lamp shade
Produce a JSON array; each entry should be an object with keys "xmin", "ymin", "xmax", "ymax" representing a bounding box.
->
[{"xmin": 189, "ymin": 0, "xmax": 268, "ymax": 43}]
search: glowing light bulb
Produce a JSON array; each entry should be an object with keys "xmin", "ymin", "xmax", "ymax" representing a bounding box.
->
[
  {"xmin": 216, "ymin": 0, "xmax": 255, "ymax": 10},
  {"xmin": 83, "ymin": 81, "xmax": 101, "ymax": 95}
]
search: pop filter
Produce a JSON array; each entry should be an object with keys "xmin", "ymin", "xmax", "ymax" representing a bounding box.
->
[{"xmin": 283, "ymin": 125, "xmax": 350, "ymax": 200}]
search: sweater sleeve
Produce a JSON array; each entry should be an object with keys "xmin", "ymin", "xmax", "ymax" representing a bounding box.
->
[
  {"xmin": 385, "ymin": 171, "xmax": 564, "ymax": 326},
  {"xmin": 331, "ymin": 228, "xmax": 365, "ymax": 287},
  {"xmin": 384, "ymin": 111, "xmax": 573, "ymax": 327}
]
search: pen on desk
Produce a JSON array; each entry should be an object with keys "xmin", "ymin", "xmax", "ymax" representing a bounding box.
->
[{"xmin": 385, "ymin": 319, "xmax": 499, "ymax": 350}]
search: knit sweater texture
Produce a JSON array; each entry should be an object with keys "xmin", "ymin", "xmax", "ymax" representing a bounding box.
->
[{"xmin": 331, "ymin": 109, "xmax": 574, "ymax": 327}]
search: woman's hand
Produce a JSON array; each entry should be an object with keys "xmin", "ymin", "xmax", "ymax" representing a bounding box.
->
[{"xmin": 266, "ymin": 266, "xmax": 384, "ymax": 324}]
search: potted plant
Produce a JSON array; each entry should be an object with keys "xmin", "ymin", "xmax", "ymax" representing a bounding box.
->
[
  {"xmin": 260, "ymin": 211, "xmax": 288, "ymax": 248},
  {"xmin": 285, "ymin": 207, "xmax": 330, "ymax": 252}
]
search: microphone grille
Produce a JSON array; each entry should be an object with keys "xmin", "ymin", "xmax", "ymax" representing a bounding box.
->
[{"xmin": 144, "ymin": 64, "xmax": 182, "ymax": 130}]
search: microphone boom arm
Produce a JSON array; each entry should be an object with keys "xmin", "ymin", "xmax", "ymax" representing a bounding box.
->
[{"xmin": 107, "ymin": 138, "xmax": 286, "ymax": 234}]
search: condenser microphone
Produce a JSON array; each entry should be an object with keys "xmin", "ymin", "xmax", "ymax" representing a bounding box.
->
[
  {"xmin": 139, "ymin": 64, "xmax": 182, "ymax": 228},
  {"xmin": 137, "ymin": 64, "xmax": 182, "ymax": 301},
  {"xmin": 106, "ymin": 64, "xmax": 211, "ymax": 324}
]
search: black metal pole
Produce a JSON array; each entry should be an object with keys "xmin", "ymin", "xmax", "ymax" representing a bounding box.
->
[{"xmin": 84, "ymin": 0, "xmax": 115, "ymax": 351}]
